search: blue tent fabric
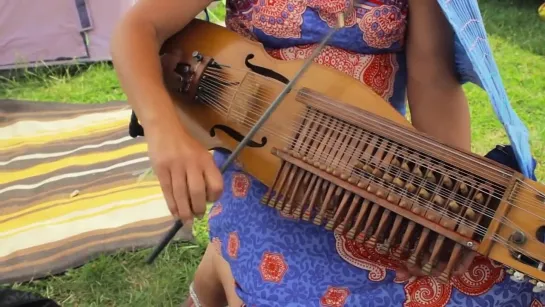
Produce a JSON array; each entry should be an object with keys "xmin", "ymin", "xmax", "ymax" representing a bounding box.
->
[{"xmin": 441, "ymin": 0, "xmax": 537, "ymax": 180}]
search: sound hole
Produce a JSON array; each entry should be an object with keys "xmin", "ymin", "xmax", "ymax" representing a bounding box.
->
[
  {"xmin": 209, "ymin": 124, "xmax": 267, "ymax": 148},
  {"xmin": 244, "ymin": 54, "xmax": 290, "ymax": 84},
  {"xmin": 536, "ymin": 225, "xmax": 545, "ymax": 243}
]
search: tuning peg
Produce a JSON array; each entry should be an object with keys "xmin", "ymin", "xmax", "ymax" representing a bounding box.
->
[
  {"xmin": 533, "ymin": 281, "xmax": 545, "ymax": 293},
  {"xmin": 510, "ymin": 271, "xmax": 525, "ymax": 283}
]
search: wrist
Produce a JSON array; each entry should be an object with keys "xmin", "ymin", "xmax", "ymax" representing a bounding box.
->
[
  {"xmin": 129, "ymin": 87, "xmax": 179, "ymax": 128},
  {"xmin": 143, "ymin": 109, "xmax": 188, "ymax": 137}
]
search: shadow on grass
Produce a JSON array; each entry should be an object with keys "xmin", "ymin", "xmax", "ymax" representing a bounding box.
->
[{"xmin": 480, "ymin": 0, "xmax": 545, "ymax": 56}]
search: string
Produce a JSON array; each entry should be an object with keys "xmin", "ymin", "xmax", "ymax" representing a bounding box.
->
[
  {"xmin": 199, "ymin": 91, "xmax": 520, "ymax": 226},
  {"xmin": 201, "ymin": 87, "xmax": 545, "ymax": 264},
  {"xmin": 199, "ymin": 74, "xmax": 540, "ymax": 204},
  {"xmin": 198, "ymin": 75, "xmax": 545, "ymax": 217},
  {"xmin": 191, "ymin": 68, "xmax": 545, "ymax": 263},
  {"xmin": 200, "ymin": 91, "xmax": 539, "ymax": 233},
  {"xmin": 200, "ymin": 88, "xmax": 545, "ymax": 232},
  {"xmin": 200, "ymin": 69, "xmax": 545, "ymax": 204},
  {"xmin": 203, "ymin": 67, "xmax": 515, "ymax": 179},
  {"xmin": 201, "ymin": 70, "xmax": 516, "ymax": 186}
]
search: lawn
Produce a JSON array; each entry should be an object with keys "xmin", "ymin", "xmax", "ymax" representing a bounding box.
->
[{"xmin": 1, "ymin": 1, "xmax": 544, "ymax": 306}]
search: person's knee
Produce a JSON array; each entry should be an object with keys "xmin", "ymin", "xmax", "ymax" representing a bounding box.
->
[
  {"xmin": 192, "ymin": 245, "xmax": 228, "ymax": 307},
  {"xmin": 193, "ymin": 244, "xmax": 244, "ymax": 307}
]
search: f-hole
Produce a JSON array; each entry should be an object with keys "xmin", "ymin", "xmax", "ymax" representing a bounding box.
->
[
  {"xmin": 244, "ymin": 54, "xmax": 290, "ymax": 85},
  {"xmin": 210, "ymin": 124, "xmax": 267, "ymax": 148}
]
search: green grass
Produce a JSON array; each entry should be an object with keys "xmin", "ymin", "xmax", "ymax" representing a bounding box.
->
[{"xmin": 1, "ymin": 1, "xmax": 545, "ymax": 306}]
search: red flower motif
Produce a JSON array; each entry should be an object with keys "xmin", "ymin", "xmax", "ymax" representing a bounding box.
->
[
  {"xmin": 334, "ymin": 234, "xmax": 506, "ymax": 306},
  {"xmin": 227, "ymin": 232, "xmax": 240, "ymax": 259},
  {"xmin": 209, "ymin": 202, "xmax": 222, "ymax": 219},
  {"xmin": 259, "ymin": 252, "xmax": 288, "ymax": 283},
  {"xmin": 320, "ymin": 286, "xmax": 350, "ymax": 307},
  {"xmin": 360, "ymin": 5, "xmax": 407, "ymax": 49},
  {"xmin": 308, "ymin": 0, "xmax": 357, "ymax": 28},
  {"xmin": 403, "ymin": 277, "xmax": 452, "ymax": 307},
  {"xmin": 335, "ymin": 233, "xmax": 400, "ymax": 281},
  {"xmin": 362, "ymin": 53, "xmax": 397, "ymax": 100},
  {"xmin": 267, "ymin": 45, "xmax": 397, "ymax": 101},
  {"xmin": 251, "ymin": 0, "xmax": 307, "ymax": 39},
  {"xmin": 232, "ymin": 173, "xmax": 250, "ymax": 198},
  {"xmin": 531, "ymin": 299, "xmax": 544, "ymax": 307},
  {"xmin": 226, "ymin": 14, "xmax": 258, "ymax": 41},
  {"xmin": 451, "ymin": 256, "xmax": 505, "ymax": 296}
]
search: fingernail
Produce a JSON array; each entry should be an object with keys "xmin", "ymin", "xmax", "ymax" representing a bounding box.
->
[{"xmin": 197, "ymin": 214, "xmax": 205, "ymax": 220}]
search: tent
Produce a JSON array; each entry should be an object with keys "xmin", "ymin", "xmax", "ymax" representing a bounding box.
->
[{"xmin": 0, "ymin": 0, "xmax": 136, "ymax": 70}]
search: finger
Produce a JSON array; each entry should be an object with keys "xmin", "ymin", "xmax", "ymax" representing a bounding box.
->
[
  {"xmin": 430, "ymin": 261, "xmax": 447, "ymax": 277},
  {"xmin": 156, "ymin": 167, "xmax": 178, "ymax": 218},
  {"xmin": 404, "ymin": 253, "xmax": 430, "ymax": 278},
  {"xmin": 395, "ymin": 267, "xmax": 411, "ymax": 281},
  {"xmin": 203, "ymin": 159, "xmax": 224, "ymax": 202},
  {"xmin": 406, "ymin": 264, "xmax": 427, "ymax": 277},
  {"xmin": 453, "ymin": 251, "xmax": 477, "ymax": 276},
  {"xmin": 187, "ymin": 165, "xmax": 207, "ymax": 219},
  {"xmin": 171, "ymin": 165, "xmax": 192, "ymax": 223}
]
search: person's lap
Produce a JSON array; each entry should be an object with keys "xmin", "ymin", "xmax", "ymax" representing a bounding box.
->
[{"xmin": 199, "ymin": 151, "xmax": 542, "ymax": 307}]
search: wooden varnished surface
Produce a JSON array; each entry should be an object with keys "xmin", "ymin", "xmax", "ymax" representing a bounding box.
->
[
  {"xmin": 158, "ymin": 19, "xmax": 545, "ymax": 284},
  {"xmin": 161, "ymin": 19, "xmax": 411, "ymax": 187}
]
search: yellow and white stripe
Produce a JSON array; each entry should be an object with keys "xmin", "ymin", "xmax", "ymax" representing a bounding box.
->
[{"xmin": 0, "ymin": 100, "xmax": 186, "ymax": 284}]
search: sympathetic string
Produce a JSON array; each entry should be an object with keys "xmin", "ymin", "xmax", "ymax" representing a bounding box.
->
[
  {"xmin": 194, "ymin": 67, "xmax": 545, "ymax": 264},
  {"xmin": 200, "ymin": 72, "xmax": 545, "ymax": 220},
  {"xmin": 202, "ymin": 69, "xmax": 514, "ymax": 184},
  {"xmin": 201, "ymin": 68, "xmax": 545, "ymax": 205}
]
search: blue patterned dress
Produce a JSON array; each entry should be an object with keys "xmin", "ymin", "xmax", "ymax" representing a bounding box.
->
[{"xmin": 206, "ymin": 0, "xmax": 545, "ymax": 306}]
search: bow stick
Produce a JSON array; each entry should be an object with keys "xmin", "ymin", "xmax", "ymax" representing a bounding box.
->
[{"xmin": 145, "ymin": 25, "xmax": 339, "ymax": 264}]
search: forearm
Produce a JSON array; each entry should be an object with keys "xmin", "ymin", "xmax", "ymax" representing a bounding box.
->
[
  {"xmin": 406, "ymin": 0, "xmax": 471, "ymax": 152},
  {"xmin": 110, "ymin": 0, "xmax": 213, "ymax": 133},
  {"xmin": 111, "ymin": 18, "xmax": 175, "ymax": 130},
  {"xmin": 407, "ymin": 79, "xmax": 471, "ymax": 151}
]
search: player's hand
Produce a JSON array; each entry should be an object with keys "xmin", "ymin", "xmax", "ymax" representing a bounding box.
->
[{"xmin": 146, "ymin": 118, "xmax": 223, "ymax": 223}]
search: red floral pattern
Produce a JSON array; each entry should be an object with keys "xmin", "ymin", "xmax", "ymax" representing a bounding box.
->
[
  {"xmin": 363, "ymin": 53, "xmax": 398, "ymax": 99},
  {"xmin": 335, "ymin": 234, "xmax": 506, "ymax": 307},
  {"xmin": 403, "ymin": 277, "xmax": 452, "ymax": 307},
  {"xmin": 359, "ymin": 5, "xmax": 407, "ymax": 49},
  {"xmin": 251, "ymin": 0, "xmax": 307, "ymax": 39},
  {"xmin": 335, "ymin": 233, "xmax": 400, "ymax": 281},
  {"xmin": 531, "ymin": 299, "xmax": 544, "ymax": 307},
  {"xmin": 259, "ymin": 252, "xmax": 288, "ymax": 283},
  {"xmin": 227, "ymin": 231, "xmax": 240, "ymax": 259},
  {"xmin": 232, "ymin": 173, "xmax": 250, "ymax": 198},
  {"xmin": 268, "ymin": 45, "xmax": 397, "ymax": 100},
  {"xmin": 320, "ymin": 286, "xmax": 350, "ymax": 307},
  {"xmin": 450, "ymin": 256, "xmax": 505, "ymax": 296},
  {"xmin": 226, "ymin": 0, "xmax": 408, "ymax": 49},
  {"xmin": 226, "ymin": 15, "xmax": 258, "ymax": 41},
  {"xmin": 335, "ymin": 234, "xmax": 506, "ymax": 306},
  {"xmin": 307, "ymin": 0, "xmax": 357, "ymax": 28}
]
